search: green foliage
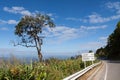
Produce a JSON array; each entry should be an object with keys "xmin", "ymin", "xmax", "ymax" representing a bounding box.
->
[
  {"xmin": 14, "ymin": 13, "xmax": 55, "ymax": 61},
  {"xmin": 44, "ymin": 57, "xmax": 83, "ymax": 79},
  {"xmin": 95, "ymin": 47, "xmax": 107, "ymax": 58},
  {"xmin": 0, "ymin": 61, "xmax": 47, "ymax": 80},
  {"xmin": 96, "ymin": 21, "xmax": 120, "ymax": 60},
  {"xmin": 0, "ymin": 56, "xmax": 98, "ymax": 80},
  {"xmin": 105, "ymin": 21, "xmax": 120, "ymax": 60},
  {"xmin": 15, "ymin": 13, "xmax": 55, "ymax": 43},
  {"xmin": 88, "ymin": 50, "xmax": 93, "ymax": 53}
]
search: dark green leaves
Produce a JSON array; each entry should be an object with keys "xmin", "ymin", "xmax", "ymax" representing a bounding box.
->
[{"xmin": 14, "ymin": 13, "xmax": 55, "ymax": 47}]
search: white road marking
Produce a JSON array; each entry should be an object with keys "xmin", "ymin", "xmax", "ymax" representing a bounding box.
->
[{"xmin": 104, "ymin": 62, "xmax": 108, "ymax": 80}]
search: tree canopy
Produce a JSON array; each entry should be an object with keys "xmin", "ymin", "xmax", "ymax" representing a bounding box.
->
[
  {"xmin": 105, "ymin": 21, "xmax": 120, "ymax": 60},
  {"xmin": 95, "ymin": 47, "xmax": 106, "ymax": 59},
  {"xmin": 96, "ymin": 21, "xmax": 120, "ymax": 60},
  {"xmin": 14, "ymin": 13, "xmax": 55, "ymax": 61}
]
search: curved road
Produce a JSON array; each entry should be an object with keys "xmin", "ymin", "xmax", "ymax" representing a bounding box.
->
[{"xmin": 88, "ymin": 60, "xmax": 120, "ymax": 80}]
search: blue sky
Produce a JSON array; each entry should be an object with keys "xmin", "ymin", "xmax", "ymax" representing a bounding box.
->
[{"xmin": 0, "ymin": 0, "xmax": 120, "ymax": 57}]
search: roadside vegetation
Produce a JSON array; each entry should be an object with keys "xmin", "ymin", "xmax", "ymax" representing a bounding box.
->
[
  {"xmin": 96, "ymin": 21, "xmax": 120, "ymax": 60},
  {"xmin": 0, "ymin": 12, "xmax": 100, "ymax": 80},
  {"xmin": 0, "ymin": 55, "xmax": 99, "ymax": 80}
]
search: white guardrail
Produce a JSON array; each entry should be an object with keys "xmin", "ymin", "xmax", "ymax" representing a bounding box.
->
[{"xmin": 63, "ymin": 62, "xmax": 101, "ymax": 80}]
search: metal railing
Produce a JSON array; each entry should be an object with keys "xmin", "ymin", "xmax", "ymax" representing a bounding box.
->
[{"xmin": 63, "ymin": 62, "xmax": 101, "ymax": 80}]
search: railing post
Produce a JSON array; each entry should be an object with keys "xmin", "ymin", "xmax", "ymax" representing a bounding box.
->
[{"xmin": 84, "ymin": 61, "xmax": 86, "ymax": 68}]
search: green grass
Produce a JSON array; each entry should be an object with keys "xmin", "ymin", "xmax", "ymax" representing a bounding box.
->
[{"xmin": 0, "ymin": 56, "xmax": 99, "ymax": 80}]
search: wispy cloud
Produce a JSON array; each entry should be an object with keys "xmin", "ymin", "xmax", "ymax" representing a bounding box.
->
[
  {"xmin": 3, "ymin": 6, "xmax": 32, "ymax": 15},
  {"xmin": 54, "ymin": 26, "xmax": 79, "ymax": 41},
  {"xmin": 3, "ymin": 6, "xmax": 56, "ymax": 20},
  {"xmin": 66, "ymin": 17, "xmax": 81, "ymax": 21},
  {"xmin": 99, "ymin": 36, "xmax": 108, "ymax": 41},
  {"xmin": 43, "ymin": 26, "xmax": 80, "ymax": 42},
  {"xmin": 65, "ymin": 17, "xmax": 88, "ymax": 23},
  {"xmin": 47, "ymin": 13, "xmax": 53, "ymax": 17},
  {"xmin": 80, "ymin": 25, "xmax": 107, "ymax": 30},
  {"xmin": 66, "ymin": 13, "xmax": 120, "ymax": 24},
  {"xmin": 79, "ymin": 36, "xmax": 108, "ymax": 50},
  {"xmin": 81, "ymin": 13, "xmax": 120, "ymax": 23},
  {"xmin": 79, "ymin": 42, "xmax": 104, "ymax": 50},
  {"xmin": 99, "ymin": 36, "xmax": 108, "ymax": 44},
  {"xmin": 106, "ymin": 2, "xmax": 120, "ymax": 14},
  {"xmin": 0, "ymin": 19, "xmax": 18, "ymax": 24},
  {"xmin": 83, "ymin": 2, "xmax": 120, "ymax": 23},
  {"xmin": 0, "ymin": 27, "xmax": 8, "ymax": 31},
  {"xmin": 42, "ymin": 25, "xmax": 107, "ymax": 43},
  {"xmin": 7, "ymin": 20, "xmax": 18, "ymax": 24},
  {"xmin": 0, "ymin": 20, "xmax": 6, "ymax": 24},
  {"xmin": 68, "ymin": 2, "xmax": 120, "ymax": 24}
]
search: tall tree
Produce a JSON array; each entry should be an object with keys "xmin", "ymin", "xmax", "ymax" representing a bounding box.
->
[
  {"xmin": 14, "ymin": 14, "xmax": 55, "ymax": 61},
  {"xmin": 88, "ymin": 50, "xmax": 93, "ymax": 53},
  {"xmin": 105, "ymin": 21, "xmax": 120, "ymax": 59},
  {"xmin": 95, "ymin": 47, "xmax": 106, "ymax": 58}
]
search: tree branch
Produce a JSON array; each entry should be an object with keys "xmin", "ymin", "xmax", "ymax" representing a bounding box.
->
[{"xmin": 11, "ymin": 40, "xmax": 36, "ymax": 47}]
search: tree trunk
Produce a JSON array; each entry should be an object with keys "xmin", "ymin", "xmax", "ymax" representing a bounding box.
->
[
  {"xmin": 34, "ymin": 38, "xmax": 43, "ymax": 62},
  {"xmin": 37, "ymin": 49, "xmax": 43, "ymax": 62}
]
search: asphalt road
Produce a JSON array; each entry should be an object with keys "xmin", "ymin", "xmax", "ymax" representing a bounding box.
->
[{"xmin": 88, "ymin": 60, "xmax": 120, "ymax": 80}]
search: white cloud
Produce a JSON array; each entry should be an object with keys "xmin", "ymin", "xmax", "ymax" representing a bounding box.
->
[
  {"xmin": 42, "ymin": 25, "xmax": 107, "ymax": 43},
  {"xmin": 66, "ymin": 17, "xmax": 81, "ymax": 21},
  {"xmin": 43, "ymin": 26, "xmax": 80, "ymax": 42},
  {"xmin": 47, "ymin": 13, "xmax": 58, "ymax": 21},
  {"xmin": 0, "ymin": 27, "xmax": 8, "ymax": 31},
  {"xmin": 80, "ymin": 42, "xmax": 104, "ymax": 50},
  {"xmin": 99, "ymin": 36, "xmax": 108, "ymax": 44},
  {"xmin": 56, "ymin": 27, "xmax": 79, "ymax": 41},
  {"xmin": 82, "ymin": 13, "xmax": 120, "ymax": 23},
  {"xmin": 47, "ymin": 13, "xmax": 53, "ymax": 16},
  {"xmin": 3, "ymin": 6, "xmax": 56, "ymax": 20},
  {"xmin": 44, "ymin": 1, "xmax": 120, "ymax": 27},
  {"xmin": 0, "ymin": 20, "xmax": 6, "ymax": 24},
  {"xmin": 0, "ymin": 19, "xmax": 18, "ymax": 24},
  {"xmin": 106, "ymin": 2, "xmax": 120, "ymax": 14},
  {"xmin": 80, "ymin": 25, "xmax": 107, "ymax": 30},
  {"xmin": 79, "ymin": 2, "xmax": 120, "ymax": 23},
  {"xmin": 83, "ymin": 36, "xmax": 108, "ymax": 50},
  {"xmin": 99, "ymin": 36, "xmax": 108, "ymax": 41},
  {"xmin": 3, "ymin": 6, "xmax": 32, "ymax": 15},
  {"xmin": 67, "ymin": 13, "xmax": 120, "ymax": 24},
  {"xmin": 79, "ymin": 36, "xmax": 108, "ymax": 50},
  {"xmin": 7, "ymin": 20, "xmax": 18, "ymax": 24}
]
